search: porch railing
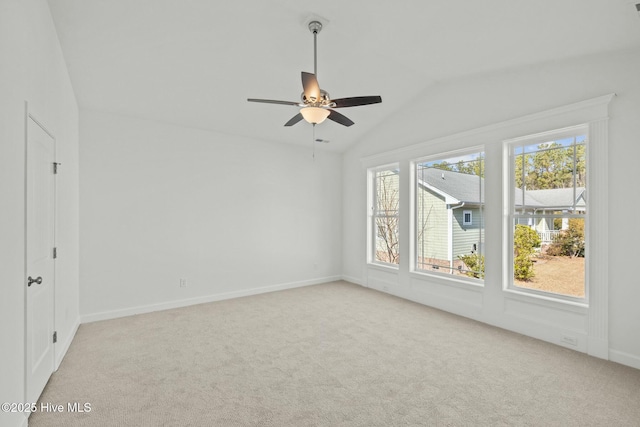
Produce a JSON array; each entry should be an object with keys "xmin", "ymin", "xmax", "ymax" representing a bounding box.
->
[{"xmin": 537, "ymin": 230, "xmax": 561, "ymax": 244}]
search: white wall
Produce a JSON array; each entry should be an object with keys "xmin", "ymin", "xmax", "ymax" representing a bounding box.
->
[
  {"xmin": 343, "ymin": 48, "xmax": 640, "ymax": 368},
  {"xmin": 0, "ymin": 1, "xmax": 80, "ymax": 427},
  {"xmin": 79, "ymin": 111, "xmax": 343, "ymax": 320}
]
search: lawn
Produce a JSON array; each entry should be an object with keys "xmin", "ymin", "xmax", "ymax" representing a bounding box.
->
[{"xmin": 515, "ymin": 255, "xmax": 585, "ymax": 298}]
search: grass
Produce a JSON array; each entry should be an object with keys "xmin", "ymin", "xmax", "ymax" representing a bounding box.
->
[
  {"xmin": 515, "ymin": 254, "xmax": 585, "ymax": 298},
  {"xmin": 417, "ymin": 253, "xmax": 585, "ymax": 298}
]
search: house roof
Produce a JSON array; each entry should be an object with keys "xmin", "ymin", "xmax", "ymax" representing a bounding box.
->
[
  {"xmin": 418, "ymin": 168, "xmax": 484, "ymax": 205},
  {"xmin": 516, "ymin": 187, "xmax": 586, "ymax": 210},
  {"xmin": 419, "ymin": 168, "xmax": 585, "ymax": 210}
]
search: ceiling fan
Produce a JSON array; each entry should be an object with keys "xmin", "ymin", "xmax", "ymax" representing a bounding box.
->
[{"xmin": 247, "ymin": 21, "xmax": 382, "ymax": 127}]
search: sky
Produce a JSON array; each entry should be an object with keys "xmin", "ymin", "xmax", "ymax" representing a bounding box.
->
[{"xmin": 514, "ymin": 134, "xmax": 586, "ymax": 155}]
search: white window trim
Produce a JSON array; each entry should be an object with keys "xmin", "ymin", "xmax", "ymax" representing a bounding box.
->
[
  {"xmin": 361, "ymin": 93, "xmax": 613, "ymax": 360},
  {"xmin": 500, "ymin": 97, "xmax": 612, "ymax": 359},
  {"xmin": 505, "ymin": 124, "xmax": 588, "ymax": 305},
  {"xmin": 410, "ymin": 147, "xmax": 485, "ymax": 283},
  {"xmin": 367, "ymin": 164, "xmax": 400, "ymax": 268}
]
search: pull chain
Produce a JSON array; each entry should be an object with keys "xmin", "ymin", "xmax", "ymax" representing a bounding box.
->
[{"xmin": 312, "ymin": 124, "xmax": 316, "ymax": 160}]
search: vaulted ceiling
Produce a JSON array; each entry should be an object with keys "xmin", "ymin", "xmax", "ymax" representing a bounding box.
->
[{"xmin": 47, "ymin": 0, "xmax": 640, "ymax": 151}]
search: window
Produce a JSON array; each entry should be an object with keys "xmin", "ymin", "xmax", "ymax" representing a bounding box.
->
[
  {"xmin": 414, "ymin": 151, "xmax": 484, "ymax": 279},
  {"xmin": 361, "ymin": 95, "xmax": 611, "ymax": 357},
  {"xmin": 370, "ymin": 166, "xmax": 399, "ymax": 266},
  {"xmin": 508, "ymin": 127, "xmax": 587, "ymax": 300},
  {"xmin": 463, "ymin": 210, "xmax": 472, "ymax": 226}
]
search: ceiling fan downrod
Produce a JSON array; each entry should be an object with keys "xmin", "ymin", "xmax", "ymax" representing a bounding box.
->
[{"xmin": 308, "ymin": 21, "xmax": 322, "ymax": 76}]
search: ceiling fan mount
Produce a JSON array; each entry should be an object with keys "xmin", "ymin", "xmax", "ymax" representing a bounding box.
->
[
  {"xmin": 308, "ymin": 20, "xmax": 323, "ymax": 35},
  {"xmin": 247, "ymin": 20, "xmax": 381, "ymax": 127},
  {"xmin": 301, "ymin": 89, "xmax": 331, "ymax": 106}
]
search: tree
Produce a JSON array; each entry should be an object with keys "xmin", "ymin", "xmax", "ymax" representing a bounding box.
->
[
  {"xmin": 375, "ymin": 172, "xmax": 399, "ymax": 264},
  {"xmin": 456, "ymin": 158, "xmax": 484, "ymax": 177},
  {"xmin": 514, "ymin": 224, "xmax": 541, "ymax": 280},
  {"xmin": 531, "ymin": 142, "xmax": 572, "ymax": 189},
  {"xmin": 430, "ymin": 157, "xmax": 484, "ymax": 178},
  {"xmin": 431, "ymin": 161, "xmax": 453, "ymax": 171},
  {"xmin": 515, "ymin": 142, "xmax": 586, "ymax": 190}
]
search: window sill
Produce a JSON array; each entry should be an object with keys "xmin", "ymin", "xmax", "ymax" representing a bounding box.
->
[
  {"xmin": 503, "ymin": 287, "xmax": 588, "ymax": 311},
  {"xmin": 367, "ymin": 262, "xmax": 400, "ymax": 273},
  {"xmin": 410, "ymin": 269, "xmax": 484, "ymax": 290}
]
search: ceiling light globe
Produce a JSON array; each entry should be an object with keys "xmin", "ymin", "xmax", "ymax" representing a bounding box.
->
[{"xmin": 300, "ymin": 107, "xmax": 330, "ymax": 124}]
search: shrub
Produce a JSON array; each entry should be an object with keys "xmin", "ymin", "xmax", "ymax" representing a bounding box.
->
[
  {"xmin": 458, "ymin": 253, "xmax": 485, "ymax": 279},
  {"xmin": 547, "ymin": 218, "xmax": 585, "ymax": 257},
  {"xmin": 514, "ymin": 225, "xmax": 541, "ymax": 281}
]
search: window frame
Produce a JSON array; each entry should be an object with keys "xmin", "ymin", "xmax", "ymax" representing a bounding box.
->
[
  {"xmin": 504, "ymin": 124, "xmax": 589, "ymax": 305},
  {"xmin": 361, "ymin": 94, "xmax": 612, "ymax": 359},
  {"xmin": 411, "ymin": 147, "xmax": 485, "ymax": 283},
  {"xmin": 367, "ymin": 164, "xmax": 400, "ymax": 268}
]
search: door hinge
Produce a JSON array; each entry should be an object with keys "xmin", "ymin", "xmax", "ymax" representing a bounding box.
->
[
  {"xmin": 53, "ymin": 162, "xmax": 61, "ymax": 174},
  {"xmin": 53, "ymin": 331, "xmax": 57, "ymax": 344},
  {"xmin": 53, "ymin": 247, "xmax": 57, "ymax": 259}
]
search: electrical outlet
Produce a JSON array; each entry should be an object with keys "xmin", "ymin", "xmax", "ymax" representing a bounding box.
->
[
  {"xmin": 561, "ymin": 335, "xmax": 577, "ymax": 346},
  {"xmin": 179, "ymin": 278, "xmax": 187, "ymax": 288}
]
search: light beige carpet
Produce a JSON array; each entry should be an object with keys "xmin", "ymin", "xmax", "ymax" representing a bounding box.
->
[{"xmin": 30, "ymin": 281, "xmax": 640, "ymax": 426}]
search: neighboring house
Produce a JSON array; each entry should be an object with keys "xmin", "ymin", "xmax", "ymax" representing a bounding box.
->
[
  {"xmin": 416, "ymin": 168, "xmax": 485, "ymax": 272},
  {"xmin": 514, "ymin": 187, "xmax": 586, "ymax": 243},
  {"xmin": 416, "ymin": 168, "xmax": 585, "ymax": 273}
]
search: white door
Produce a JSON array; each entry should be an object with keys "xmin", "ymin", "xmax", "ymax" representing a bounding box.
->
[{"xmin": 25, "ymin": 115, "xmax": 56, "ymax": 404}]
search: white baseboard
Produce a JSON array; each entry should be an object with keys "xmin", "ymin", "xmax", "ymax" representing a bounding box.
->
[
  {"xmin": 341, "ymin": 275, "xmax": 365, "ymax": 286},
  {"xmin": 609, "ymin": 349, "xmax": 640, "ymax": 370},
  {"xmin": 80, "ymin": 276, "xmax": 342, "ymax": 324},
  {"xmin": 587, "ymin": 336, "xmax": 609, "ymax": 360},
  {"xmin": 55, "ymin": 317, "xmax": 80, "ymax": 370}
]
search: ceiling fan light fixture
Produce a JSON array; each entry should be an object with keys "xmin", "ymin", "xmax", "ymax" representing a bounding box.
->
[{"xmin": 300, "ymin": 106, "xmax": 330, "ymax": 124}]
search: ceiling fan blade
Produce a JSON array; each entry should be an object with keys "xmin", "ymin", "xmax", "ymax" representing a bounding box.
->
[
  {"xmin": 247, "ymin": 98, "xmax": 299, "ymax": 106},
  {"xmin": 331, "ymin": 96, "xmax": 382, "ymax": 108},
  {"xmin": 327, "ymin": 109, "xmax": 354, "ymax": 127},
  {"xmin": 284, "ymin": 113, "xmax": 304, "ymax": 127},
  {"xmin": 301, "ymin": 72, "xmax": 321, "ymax": 101}
]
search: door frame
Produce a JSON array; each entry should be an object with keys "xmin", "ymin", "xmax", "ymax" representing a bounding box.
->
[{"xmin": 24, "ymin": 102, "xmax": 57, "ymax": 403}]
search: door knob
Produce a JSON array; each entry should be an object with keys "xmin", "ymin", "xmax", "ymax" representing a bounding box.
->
[{"xmin": 27, "ymin": 276, "xmax": 43, "ymax": 287}]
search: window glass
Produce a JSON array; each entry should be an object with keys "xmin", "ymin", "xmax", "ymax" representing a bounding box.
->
[
  {"xmin": 372, "ymin": 168, "xmax": 399, "ymax": 265},
  {"xmin": 511, "ymin": 134, "xmax": 586, "ymax": 298},
  {"xmin": 463, "ymin": 211, "xmax": 472, "ymax": 225},
  {"xmin": 415, "ymin": 152, "xmax": 484, "ymax": 279}
]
